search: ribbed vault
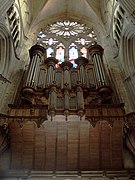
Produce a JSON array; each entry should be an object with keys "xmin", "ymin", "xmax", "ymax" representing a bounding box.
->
[{"xmin": 28, "ymin": 0, "xmax": 104, "ymax": 42}]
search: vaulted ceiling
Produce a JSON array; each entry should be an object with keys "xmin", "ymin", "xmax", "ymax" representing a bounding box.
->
[
  {"xmin": 29, "ymin": 0, "xmax": 101, "ymax": 22},
  {"xmin": 28, "ymin": 0, "xmax": 104, "ymax": 36}
]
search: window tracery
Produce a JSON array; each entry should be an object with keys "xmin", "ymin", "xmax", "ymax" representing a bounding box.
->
[
  {"xmin": 56, "ymin": 44, "xmax": 65, "ymax": 68},
  {"xmin": 37, "ymin": 20, "xmax": 97, "ymax": 68},
  {"xmin": 7, "ymin": 5, "xmax": 20, "ymax": 49},
  {"xmin": 113, "ymin": 5, "xmax": 125, "ymax": 47}
]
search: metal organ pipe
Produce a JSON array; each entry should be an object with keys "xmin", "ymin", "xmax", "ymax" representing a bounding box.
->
[
  {"xmin": 64, "ymin": 90, "xmax": 69, "ymax": 110},
  {"xmin": 80, "ymin": 65, "xmax": 85, "ymax": 85},
  {"xmin": 26, "ymin": 54, "xmax": 37, "ymax": 86},
  {"xmin": 32, "ymin": 56, "xmax": 40, "ymax": 87},
  {"xmin": 26, "ymin": 44, "xmax": 45, "ymax": 88},
  {"xmin": 76, "ymin": 84, "xmax": 84, "ymax": 118},
  {"xmin": 92, "ymin": 55, "xmax": 101, "ymax": 86},
  {"xmin": 88, "ymin": 44, "xmax": 107, "ymax": 87},
  {"xmin": 30, "ymin": 55, "xmax": 38, "ymax": 87},
  {"xmin": 50, "ymin": 85, "xmax": 57, "ymax": 111},
  {"xmin": 20, "ymin": 44, "xmax": 45, "ymax": 105},
  {"xmin": 47, "ymin": 65, "xmax": 54, "ymax": 85},
  {"xmin": 60, "ymin": 61, "xmax": 73, "ymax": 88},
  {"xmin": 75, "ymin": 57, "xmax": 88, "ymax": 86},
  {"xmin": 60, "ymin": 61, "xmax": 73, "ymax": 118},
  {"xmin": 77, "ymin": 88, "xmax": 83, "ymax": 109},
  {"xmin": 96, "ymin": 54, "xmax": 106, "ymax": 85},
  {"xmin": 64, "ymin": 69, "xmax": 69, "ymax": 86},
  {"xmin": 50, "ymin": 66, "xmax": 54, "ymax": 84},
  {"xmin": 45, "ymin": 57, "xmax": 58, "ymax": 87}
]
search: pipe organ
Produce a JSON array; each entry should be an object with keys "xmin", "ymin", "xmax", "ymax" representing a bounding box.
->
[
  {"xmin": 26, "ymin": 45, "xmax": 45, "ymax": 88},
  {"xmin": 20, "ymin": 43, "xmax": 113, "ymax": 116},
  {"xmin": 1, "ymin": 43, "xmax": 131, "ymax": 173}
]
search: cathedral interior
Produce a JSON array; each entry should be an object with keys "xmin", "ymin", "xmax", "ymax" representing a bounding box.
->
[{"xmin": 0, "ymin": 0, "xmax": 135, "ymax": 179}]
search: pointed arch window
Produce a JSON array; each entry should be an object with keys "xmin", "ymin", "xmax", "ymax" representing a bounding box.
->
[
  {"xmin": 47, "ymin": 47, "xmax": 54, "ymax": 57},
  {"xmin": 55, "ymin": 43, "xmax": 65, "ymax": 68},
  {"xmin": 56, "ymin": 45, "xmax": 65, "ymax": 62},
  {"xmin": 69, "ymin": 43, "xmax": 78, "ymax": 68},
  {"xmin": 80, "ymin": 47, "xmax": 87, "ymax": 58},
  {"xmin": 7, "ymin": 5, "xmax": 20, "ymax": 49}
]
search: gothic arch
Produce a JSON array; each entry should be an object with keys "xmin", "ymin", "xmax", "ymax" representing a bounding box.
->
[
  {"xmin": 121, "ymin": 25, "xmax": 135, "ymax": 75},
  {"xmin": 0, "ymin": 23, "xmax": 12, "ymax": 77},
  {"xmin": 13, "ymin": 2, "xmax": 24, "ymax": 50},
  {"xmin": 120, "ymin": 25, "xmax": 135, "ymax": 108}
]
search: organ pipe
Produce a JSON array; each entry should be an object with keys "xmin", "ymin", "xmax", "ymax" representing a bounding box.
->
[
  {"xmin": 64, "ymin": 90, "xmax": 69, "ymax": 110},
  {"xmin": 64, "ymin": 69, "xmax": 69, "ymax": 85},
  {"xmin": 88, "ymin": 44, "xmax": 107, "ymax": 87},
  {"xmin": 44, "ymin": 57, "xmax": 58, "ymax": 87},
  {"xmin": 50, "ymin": 85, "xmax": 57, "ymax": 110},
  {"xmin": 26, "ymin": 44, "xmax": 45, "ymax": 88},
  {"xmin": 75, "ymin": 57, "xmax": 88, "ymax": 86},
  {"xmin": 60, "ymin": 61, "xmax": 73, "ymax": 88},
  {"xmin": 76, "ymin": 84, "xmax": 84, "ymax": 118}
]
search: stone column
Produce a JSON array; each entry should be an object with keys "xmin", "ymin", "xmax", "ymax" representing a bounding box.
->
[
  {"xmin": 45, "ymin": 57, "xmax": 58, "ymax": 87},
  {"xmin": 88, "ymin": 44, "xmax": 107, "ymax": 87},
  {"xmin": 26, "ymin": 44, "xmax": 45, "ymax": 88},
  {"xmin": 75, "ymin": 57, "xmax": 88, "ymax": 86}
]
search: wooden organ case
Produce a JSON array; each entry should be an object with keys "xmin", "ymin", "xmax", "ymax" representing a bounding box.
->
[{"xmin": 1, "ymin": 44, "xmax": 126, "ymax": 172}]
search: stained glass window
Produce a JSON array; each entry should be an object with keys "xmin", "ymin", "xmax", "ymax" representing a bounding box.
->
[
  {"xmin": 56, "ymin": 47, "xmax": 64, "ymax": 62},
  {"xmin": 55, "ymin": 45, "xmax": 65, "ymax": 68},
  {"xmin": 69, "ymin": 44, "xmax": 78, "ymax": 68},
  {"xmin": 47, "ymin": 47, "xmax": 54, "ymax": 57},
  {"xmin": 48, "ymin": 20, "xmax": 88, "ymax": 38},
  {"xmin": 80, "ymin": 47, "xmax": 87, "ymax": 58},
  {"xmin": 37, "ymin": 20, "xmax": 97, "ymax": 68}
]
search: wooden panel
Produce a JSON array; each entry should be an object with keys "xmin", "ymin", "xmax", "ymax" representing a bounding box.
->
[
  {"xmin": 112, "ymin": 120, "xmax": 123, "ymax": 169},
  {"xmin": 56, "ymin": 122, "xmax": 67, "ymax": 170},
  {"xmin": 10, "ymin": 117, "xmax": 123, "ymax": 171},
  {"xmin": 34, "ymin": 126, "xmax": 45, "ymax": 170},
  {"xmin": 45, "ymin": 121, "xmax": 57, "ymax": 171},
  {"xmin": 10, "ymin": 122, "xmax": 22, "ymax": 168},
  {"xmin": 67, "ymin": 121, "xmax": 79, "ymax": 170},
  {"xmin": 22, "ymin": 122, "xmax": 34, "ymax": 169},
  {"xmin": 11, "ymin": 143, "xmax": 22, "ymax": 168},
  {"xmin": 101, "ymin": 121, "xmax": 111, "ymax": 169},
  {"xmin": 89, "ymin": 122, "xmax": 100, "ymax": 169},
  {"xmin": 80, "ymin": 121, "xmax": 89, "ymax": 170}
]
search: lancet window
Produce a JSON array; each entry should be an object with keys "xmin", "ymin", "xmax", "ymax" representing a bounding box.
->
[
  {"xmin": 7, "ymin": 5, "xmax": 20, "ymax": 49},
  {"xmin": 113, "ymin": 5, "xmax": 125, "ymax": 47}
]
